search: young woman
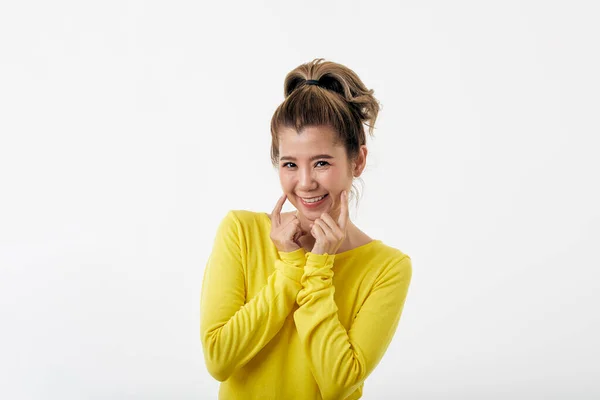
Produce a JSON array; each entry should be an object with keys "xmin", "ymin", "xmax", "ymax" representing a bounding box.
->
[{"xmin": 200, "ymin": 58, "xmax": 412, "ymax": 400}]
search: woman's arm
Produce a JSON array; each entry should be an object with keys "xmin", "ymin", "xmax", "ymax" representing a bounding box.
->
[
  {"xmin": 200, "ymin": 211, "xmax": 305, "ymax": 381},
  {"xmin": 293, "ymin": 252, "xmax": 412, "ymax": 400}
]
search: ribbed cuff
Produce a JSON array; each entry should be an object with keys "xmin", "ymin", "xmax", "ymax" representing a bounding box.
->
[
  {"xmin": 297, "ymin": 252, "xmax": 336, "ymax": 306},
  {"xmin": 276, "ymin": 248, "xmax": 306, "ymax": 283},
  {"xmin": 299, "ymin": 252, "xmax": 335, "ymax": 286},
  {"xmin": 304, "ymin": 252, "xmax": 335, "ymax": 269},
  {"xmin": 278, "ymin": 247, "xmax": 306, "ymax": 266}
]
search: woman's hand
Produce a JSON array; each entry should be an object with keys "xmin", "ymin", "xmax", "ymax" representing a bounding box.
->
[
  {"xmin": 270, "ymin": 194, "xmax": 309, "ymax": 253},
  {"xmin": 309, "ymin": 190, "xmax": 349, "ymax": 255}
]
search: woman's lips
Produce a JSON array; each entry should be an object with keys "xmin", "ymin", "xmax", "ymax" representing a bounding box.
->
[{"xmin": 299, "ymin": 194, "xmax": 329, "ymax": 208}]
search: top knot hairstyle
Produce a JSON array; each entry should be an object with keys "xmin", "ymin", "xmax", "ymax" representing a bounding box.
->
[{"xmin": 269, "ymin": 58, "xmax": 381, "ymax": 207}]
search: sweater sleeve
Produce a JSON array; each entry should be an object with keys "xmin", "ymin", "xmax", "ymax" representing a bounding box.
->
[
  {"xmin": 293, "ymin": 252, "xmax": 412, "ymax": 400},
  {"xmin": 200, "ymin": 211, "xmax": 306, "ymax": 382}
]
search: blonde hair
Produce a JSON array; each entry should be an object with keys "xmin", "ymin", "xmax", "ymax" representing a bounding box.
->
[{"xmin": 270, "ymin": 58, "xmax": 381, "ymax": 209}]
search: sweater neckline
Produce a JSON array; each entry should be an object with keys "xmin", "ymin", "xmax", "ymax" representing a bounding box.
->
[{"xmin": 261, "ymin": 212, "xmax": 382, "ymax": 259}]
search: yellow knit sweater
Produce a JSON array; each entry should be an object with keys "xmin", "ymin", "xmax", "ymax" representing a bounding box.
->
[{"xmin": 200, "ymin": 210, "xmax": 412, "ymax": 400}]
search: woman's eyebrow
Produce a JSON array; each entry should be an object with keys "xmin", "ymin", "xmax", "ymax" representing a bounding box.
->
[{"xmin": 280, "ymin": 154, "xmax": 334, "ymax": 161}]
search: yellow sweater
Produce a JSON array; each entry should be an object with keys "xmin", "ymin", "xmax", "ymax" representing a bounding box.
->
[{"xmin": 200, "ymin": 210, "xmax": 412, "ymax": 400}]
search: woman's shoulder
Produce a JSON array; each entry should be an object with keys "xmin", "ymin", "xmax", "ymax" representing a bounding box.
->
[
  {"xmin": 380, "ymin": 244, "xmax": 412, "ymax": 277},
  {"xmin": 219, "ymin": 209, "xmax": 277, "ymax": 231},
  {"xmin": 223, "ymin": 209, "xmax": 257, "ymax": 218},
  {"xmin": 363, "ymin": 240, "xmax": 411, "ymax": 274},
  {"xmin": 227, "ymin": 210, "xmax": 296, "ymax": 227},
  {"xmin": 214, "ymin": 210, "xmax": 273, "ymax": 250},
  {"xmin": 377, "ymin": 241, "xmax": 410, "ymax": 260}
]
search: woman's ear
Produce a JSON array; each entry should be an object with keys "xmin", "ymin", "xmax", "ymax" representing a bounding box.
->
[{"xmin": 352, "ymin": 146, "xmax": 368, "ymax": 177}]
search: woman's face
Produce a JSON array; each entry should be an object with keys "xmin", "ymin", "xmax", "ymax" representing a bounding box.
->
[{"xmin": 277, "ymin": 125, "xmax": 359, "ymax": 222}]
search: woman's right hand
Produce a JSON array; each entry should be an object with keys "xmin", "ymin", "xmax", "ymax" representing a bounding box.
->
[{"xmin": 270, "ymin": 194, "xmax": 308, "ymax": 253}]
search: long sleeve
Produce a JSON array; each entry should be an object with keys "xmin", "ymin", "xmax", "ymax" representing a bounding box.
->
[
  {"xmin": 200, "ymin": 211, "xmax": 306, "ymax": 382},
  {"xmin": 293, "ymin": 252, "xmax": 412, "ymax": 400}
]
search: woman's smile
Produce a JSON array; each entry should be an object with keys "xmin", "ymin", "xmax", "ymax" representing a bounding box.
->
[{"xmin": 299, "ymin": 193, "xmax": 329, "ymax": 208}]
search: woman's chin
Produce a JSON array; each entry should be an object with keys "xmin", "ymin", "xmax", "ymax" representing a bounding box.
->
[{"xmin": 294, "ymin": 211, "xmax": 316, "ymax": 220}]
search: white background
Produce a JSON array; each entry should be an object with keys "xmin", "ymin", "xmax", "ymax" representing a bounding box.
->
[{"xmin": 1, "ymin": 1, "xmax": 599, "ymax": 399}]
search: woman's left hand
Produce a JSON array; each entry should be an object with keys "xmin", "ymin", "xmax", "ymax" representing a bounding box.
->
[{"xmin": 310, "ymin": 190, "xmax": 349, "ymax": 255}]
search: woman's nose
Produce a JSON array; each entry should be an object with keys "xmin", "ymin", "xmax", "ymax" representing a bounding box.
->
[{"xmin": 298, "ymin": 168, "xmax": 316, "ymax": 188}]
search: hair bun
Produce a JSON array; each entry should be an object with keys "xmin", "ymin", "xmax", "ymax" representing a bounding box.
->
[{"xmin": 271, "ymin": 58, "xmax": 380, "ymax": 162}]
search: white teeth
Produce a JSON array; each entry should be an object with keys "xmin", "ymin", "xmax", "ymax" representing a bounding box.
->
[{"xmin": 303, "ymin": 194, "xmax": 326, "ymax": 203}]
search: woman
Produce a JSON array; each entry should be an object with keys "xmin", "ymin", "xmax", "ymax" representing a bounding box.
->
[{"xmin": 200, "ymin": 58, "xmax": 412, "ymax": 400}]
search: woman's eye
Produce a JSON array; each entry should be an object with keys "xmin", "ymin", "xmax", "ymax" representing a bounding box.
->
[{"xmin": 282, "ymin": 161, "xmax": 329, "ymax": 168}]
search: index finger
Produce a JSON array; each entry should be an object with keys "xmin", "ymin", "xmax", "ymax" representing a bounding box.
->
[
  {"xmin": 338, "ymin": 190, "xmax": 349, "ymax": 230},
  {"xmin": 272, "ymin": 193, "xmax": 287, "ymax": 226}
]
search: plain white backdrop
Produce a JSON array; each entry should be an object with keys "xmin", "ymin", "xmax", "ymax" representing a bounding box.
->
[{"xmin": 1, "ymin": 1, "xmax": 599, "ymax": 399}]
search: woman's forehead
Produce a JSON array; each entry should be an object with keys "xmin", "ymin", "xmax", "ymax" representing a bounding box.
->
[
  {"xmin": 278, "ymin": 126, "xmax": 342, "ymax": 154},
  {"xmin": 279, "ymin": 142, "xmax": 344, "ymax": 161}
]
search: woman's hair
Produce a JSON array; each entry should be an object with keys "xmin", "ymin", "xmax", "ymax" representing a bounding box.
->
[{"xmin": 270, "ymin": 58, "xmax": 381, "ymax": 209}]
